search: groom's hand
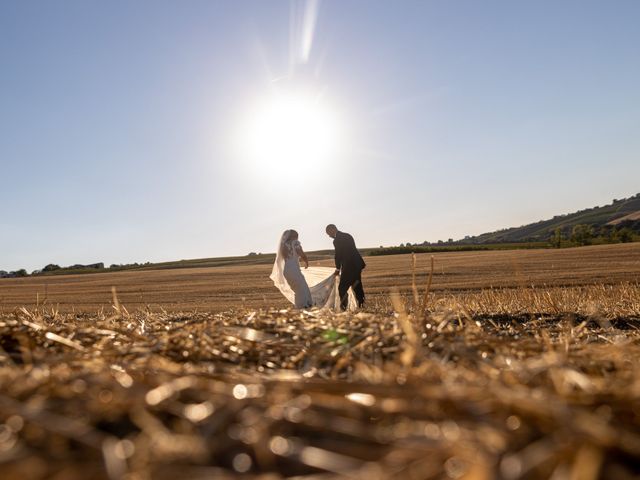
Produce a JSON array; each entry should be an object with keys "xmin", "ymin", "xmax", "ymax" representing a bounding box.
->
[
  {"xmin": 334, "ymin": 269, "xmax": 340, "ymax": 276},
  {"xmin": 304, "ymin": 261, "xmax": 309, "ymax": 269}
]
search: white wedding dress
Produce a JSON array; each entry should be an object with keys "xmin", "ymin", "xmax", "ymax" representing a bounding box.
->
[{"xmin": 270, "ymin": 231, "xmax": 357, "ymax": 310}]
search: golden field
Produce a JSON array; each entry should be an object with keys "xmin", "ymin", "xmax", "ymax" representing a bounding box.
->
[
  {"xmin": 1, "ymin": 243, "xmax": 639, "ymax": 313},
  {"xmin": 1, "ymin": 243, "xmax": 640, "ymax": 479}
]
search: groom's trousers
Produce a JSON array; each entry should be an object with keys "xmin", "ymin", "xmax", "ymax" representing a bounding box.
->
[{"xmin": 339, "ymin": 268, "xmax": 365, "ymax": 310}]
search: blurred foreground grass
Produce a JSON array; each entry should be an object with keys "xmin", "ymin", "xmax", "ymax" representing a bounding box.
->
[{"xmin": 0, "ymin": 283, "xmax": 639, "ymax": 479}]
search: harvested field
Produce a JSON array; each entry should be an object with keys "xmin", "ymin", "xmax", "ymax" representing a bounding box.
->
[
  {"xmin": 1, "ymin": 286, "xmax": 640, "ymax": 479},
  {"xmin": 1, "ymin": 243, "xmax": 639, "ymax": 313},
  {"xmin": 1, "ymin": 243, "xmax": 640, "ymax": 479}
]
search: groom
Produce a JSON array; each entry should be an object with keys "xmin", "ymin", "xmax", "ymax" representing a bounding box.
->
[{"xmin": 325, "ymin": 224, "xmax": 366, "ymax": 310}]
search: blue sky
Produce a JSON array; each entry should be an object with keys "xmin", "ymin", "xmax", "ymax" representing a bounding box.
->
[{"xmin": 1, "ymin": 1, "xmax": 639, "ymax": 271}]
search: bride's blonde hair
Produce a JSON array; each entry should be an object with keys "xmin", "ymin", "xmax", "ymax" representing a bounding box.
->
[{"xmin": 280, "ymin": 229, "xmax": 299, "ymax": 257}]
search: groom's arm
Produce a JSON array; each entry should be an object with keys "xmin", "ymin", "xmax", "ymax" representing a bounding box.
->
[{"xmin": 334, "ymin": 238, "xmax": 343, "ymax": 271}]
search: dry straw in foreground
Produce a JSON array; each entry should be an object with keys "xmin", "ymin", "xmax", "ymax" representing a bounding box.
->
[{"xmin": 0, "ymin": 281, "xmax": 639, "ymax": 479}]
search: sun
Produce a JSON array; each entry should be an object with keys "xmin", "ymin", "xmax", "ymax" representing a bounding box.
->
[{"xmin": 237, "ymin": 90, "xmax": 342, "ymax": 177}]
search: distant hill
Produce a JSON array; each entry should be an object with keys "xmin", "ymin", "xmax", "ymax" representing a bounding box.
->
[{"xmin": 461, "ymin": 193, "xmax": 640, "ymax": 244}]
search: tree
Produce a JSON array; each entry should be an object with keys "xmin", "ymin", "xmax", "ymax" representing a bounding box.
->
[
  {"xmin": 550, "ymin": 227, "xmax": 564, "ymax": 248},
  {"xmin": 614, "ymin": 227, "xmax": 634, "ymax": 243},
  {"xmin": 571, "ymin": 224, "xmax": 594, "ymax": 246},
  {"xmin": 43, "ymin": 264, "xmax": 61, "ymax": 272},
  {"xmin": 12, "ymin": 269, "xmax": 28, "ymax": 277}
]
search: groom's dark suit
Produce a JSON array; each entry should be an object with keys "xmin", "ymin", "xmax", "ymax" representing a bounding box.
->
[{"xmin": 333, "ymin": 230, "xmax": 366, "ymax": 310}]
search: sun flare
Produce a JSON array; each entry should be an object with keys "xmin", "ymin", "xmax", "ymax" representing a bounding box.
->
[{"xmin": 238, "ymin": 91, "xmax": 341, "ymax": 176}]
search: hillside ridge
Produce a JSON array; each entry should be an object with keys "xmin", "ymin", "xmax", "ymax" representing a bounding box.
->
[{"xmin": 460, "ymin": 193, "xmax": 640, "ymax": 244}]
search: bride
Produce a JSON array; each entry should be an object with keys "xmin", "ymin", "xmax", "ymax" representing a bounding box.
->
[{"xmin": 270, "ymin": 229, "xmax": 356, "ymax": 310}]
